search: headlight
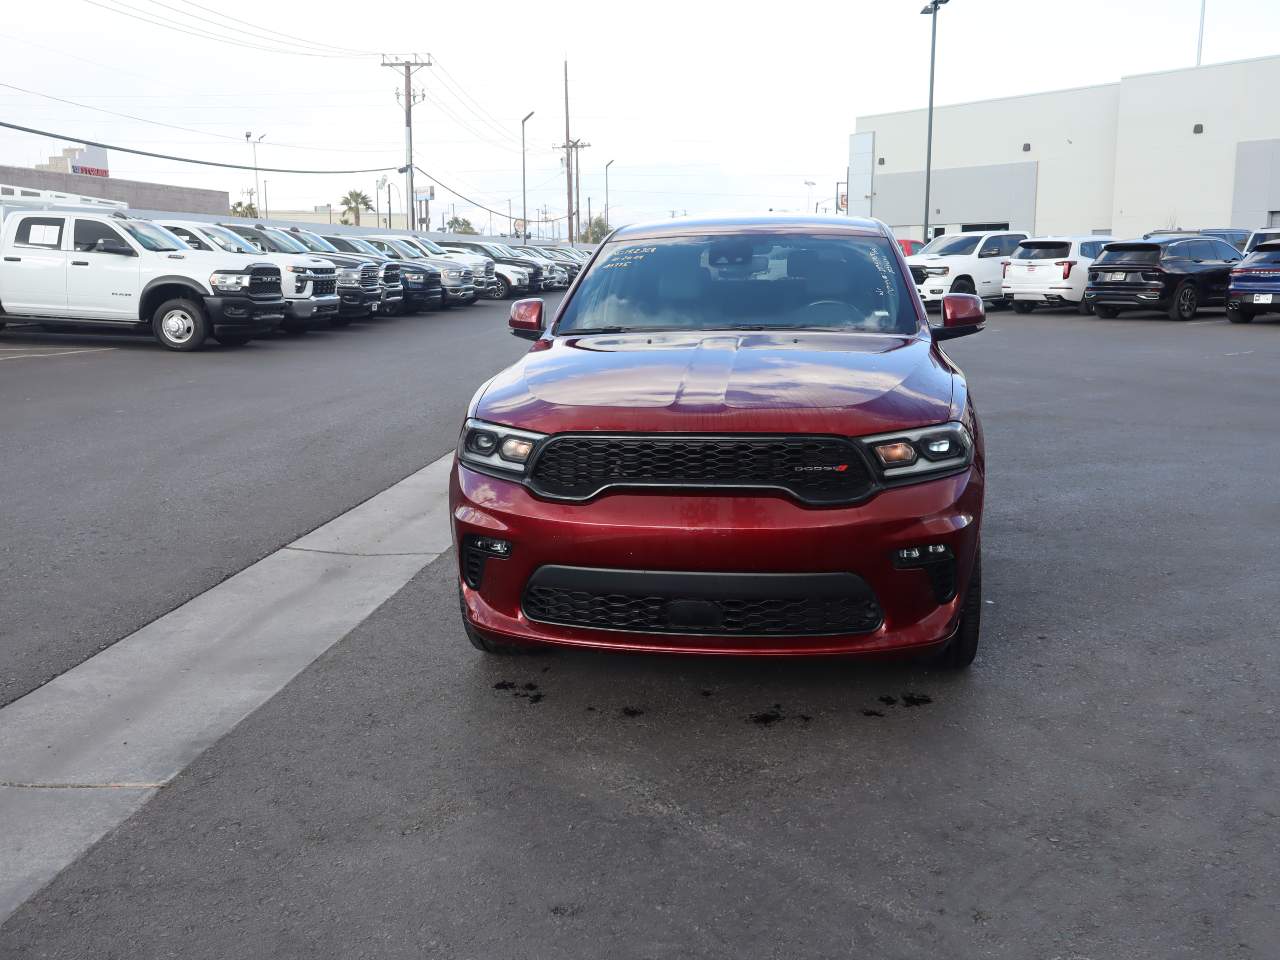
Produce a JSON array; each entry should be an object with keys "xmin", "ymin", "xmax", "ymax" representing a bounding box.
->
[
  {"xmin": 403, "ymin": 271, "xmax": 425, "ymax": 282},
  {"xmin": 337, "ymin": 267, "xmax": 361, "ymax": 283},
  {"xmin": 209, "ymin": 270, "xmax": 251, "ymax": 293},
  {"xmin": 446, "ymin": 269, "xmax": 464, "ymax": 279},
  {"xmin": 857, "ymin": 422, "xmax": 972, "ymax": 483},
  {"xmin": 458, "ymin": 419, "xmax": 546, "ymax": 476},
  {"xmin": 924, "ymin": 266, "xmax": 950, "ymax": 276},
  {"xmin": 285, "ymin": 265, "xmax": 310, "ymax": 274}
]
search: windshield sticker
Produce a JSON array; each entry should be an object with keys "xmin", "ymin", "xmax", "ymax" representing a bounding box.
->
[{"xmin": 601, "ymin": 246, "xmax": 657, "ymax": 270}]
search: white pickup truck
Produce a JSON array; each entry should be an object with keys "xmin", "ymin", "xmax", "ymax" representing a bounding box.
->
[
  {"xmin": 905, "ymin": 230, "xmax": 1027, "ymax": 308},
  {"xmin": 0, "ymin": 189, "xmax": 285, "ymax": 350}
]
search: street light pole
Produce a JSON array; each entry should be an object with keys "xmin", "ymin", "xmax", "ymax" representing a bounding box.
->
[
  {"xmin": 521, "ymin": 111, "xmax": 534, "ymax": 242},
  {"xmin": 605, "ymin": 159, "xmax": 614, "ymax": 232},
  {"xmin": 921, "ymin": 0, "xmax": 949, "ymax": 242},
  {"xmin": 1196, "ymin": 0, "xmax": 1206, "ymax": 66},
  {"xmin": 245, "ymin": 132, "xmax": 264, "ymax": 215}
]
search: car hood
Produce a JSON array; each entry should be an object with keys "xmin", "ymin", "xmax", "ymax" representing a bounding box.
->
[{"xmin": 475, "ymin": 330, "xmax": 955, "ymax": 435}]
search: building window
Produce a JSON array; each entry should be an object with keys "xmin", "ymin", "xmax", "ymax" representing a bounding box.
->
[
  {"xmin": 1193, "ymin": 123, "xmax": 1204, "ymax": 134},
  {"xmin": 1022, "ymin": 143, "xmax": 1031, "ymax": 152},
  {"xmin": 877, "ymin": 157, "xmax": 885, "ymax": 166}
]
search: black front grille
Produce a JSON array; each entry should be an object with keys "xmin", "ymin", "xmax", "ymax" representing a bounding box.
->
[
  {"xmin": 249, "ymin": 265, "xmax": 282, "ymax": 296},
  {"xmin": 909, "ymin": 265, "xmax": 928, "ymax": 285},
  {"xmin": 313, "ymin": 278, "xmax": 337, "ymax": 296},
  {"xmin": 360, "ymin": 265, "xmax": 379, "ymax": 288},
  {"xmin": 528, "ymin": 435, "xmax": 874, "ymax": 505},
  {"xmin": 522, "ymin": 567, "xmax": 882, "ymax": 637},
  {"xmin": 382, "ymin": 263, "xmax": 401, "ymax": 284}
]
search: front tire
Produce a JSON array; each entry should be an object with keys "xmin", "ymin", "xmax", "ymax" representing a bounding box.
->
[
  {"xmin": 1170, "ymin": 281, "xmax": 1199, "ymax": 321},
  {"xmin": 1010, "ymin": 301, "xmax": 1035, "ymax": 315},
  {"xmin": 1228, "ymin": 308, "xmax": 1254, "ymax": 324},
  {"xmin": 492, "ymin": 276, "xmax": 511, "ymax": 300},
  {"xmin": 935, "ymin": 554, "xmax": 981, "ymax": 670},
  {"xmin": 152, "ymin": 298, "xmax": 208, "ymax": 351}
]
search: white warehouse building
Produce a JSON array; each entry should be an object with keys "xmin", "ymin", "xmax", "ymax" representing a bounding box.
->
[{"xmin": 849, "ymin": 54, "xmax": 1280, "ymax": 242}]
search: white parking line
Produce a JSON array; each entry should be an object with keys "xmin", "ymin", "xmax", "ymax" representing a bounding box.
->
[
  {"xmin": 0, "ymin": 347, "xmax": 117, "ymax": 360},
  {"xmin": 0, "ymin": 451, "xmax": 456, "ymax": 920}
]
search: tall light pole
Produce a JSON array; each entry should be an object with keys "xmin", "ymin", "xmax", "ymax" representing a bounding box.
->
[
  {"xmin": 604, "ymin": 159, "xmax": 614, "ymax": 232},
  {"xmin": 1196, "ymin": 0, "xmax": 1207, "ymax": 66},
  {"xmin": 521, "ymin": 110, "xmax": 534, "ymax": 242},
  {"xmin": 921, "ymin": 0, "xmax": 950, "ymax": 242},
  {"xmin": 804, "ymin": 180, "xmax": 815, "ymax": 213},
  {"xmin": 245, "ymin": 132, "xmax": 264, "ymax": 215}
]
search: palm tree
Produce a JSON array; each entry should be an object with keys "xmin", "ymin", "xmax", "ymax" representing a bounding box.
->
[
  {"xmin": 340, "ymin": 189, "xmax": 374, "ymax": 226},
  {"xmin": 229, "ymin": 200, "xmax": 258, "ymax": 218}
]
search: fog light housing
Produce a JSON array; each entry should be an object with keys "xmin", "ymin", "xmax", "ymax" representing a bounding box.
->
[
  {"xmin": 892, "ymin": 543, "xmax": 957, "ymax": 603},
  {"xmin": 472, "ymin": 537, "xmax": 511, "ymax": 556}
]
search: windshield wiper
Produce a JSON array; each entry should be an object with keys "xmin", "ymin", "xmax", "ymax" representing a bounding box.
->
[{"xmin": 568, "ymin": 326, "xmax": 634, "ymax": 334}]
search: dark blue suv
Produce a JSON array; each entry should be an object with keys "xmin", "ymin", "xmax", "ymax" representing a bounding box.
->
[{"xmin": 1227, "ymin": 240, "xmax": 1280, "ymax": 324}]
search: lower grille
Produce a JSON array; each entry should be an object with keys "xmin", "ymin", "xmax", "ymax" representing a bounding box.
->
[
  {"xmin": 312, "ymin": 278, "xmax": 336, "ymax": 296},
  {"xmin": 522, "ymin": 567, "xmax": 882, "ymax": 637},
  {"xmin": 528, "ymin": 435, "xmax": 875, "ymax": 505}
]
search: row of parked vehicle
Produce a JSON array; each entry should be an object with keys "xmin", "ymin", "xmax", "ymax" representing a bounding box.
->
[
  {"xmin": 904, "ymin": 226, "xmax": 1280, "ymax": 323},
  {"xmin": 0, "ymin": 185, "xmax": 592, "ymax": 351}
]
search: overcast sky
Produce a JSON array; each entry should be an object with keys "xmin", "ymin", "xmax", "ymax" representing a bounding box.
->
[{"xmin": 1, "ymin": 0, "xmax": 1277, "ymax": 233}]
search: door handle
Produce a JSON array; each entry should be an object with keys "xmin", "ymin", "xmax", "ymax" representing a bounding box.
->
[
  {"xmin": 3, "ymin": 256, "xmax": 19, "ymax": 262},
  {"xmin": 72, "ymin": 260, "xmax": 89, "ymax": 266}
]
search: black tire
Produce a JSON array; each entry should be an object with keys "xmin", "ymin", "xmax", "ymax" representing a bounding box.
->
[
  {"xmin": 1228, "ymin": 308, "xmax": 1254, "ymax": 324},
  {"xmin": 1170, "ymin": 281, "xmax": 1198, "ymax": 321},
  {"xmin": 383, "ymin": 300, "xmax": 403, "ymax": 317},
  {"xmin": 1075, "ymin": 297, "xmax": 1094, "ymax": 316},
  {"xmin": 492, "ymin": 276, "xmax": 511, "ymax": 299},
  {"xmin": 151, "ymin": 297, "xmax": 209, "ymax": 351},
  {"xmin": 1093, "ymin": 304, "xmax": 1119, "ymax": 319},
  {"xmin": 950, "ymin": 277, "xmax": 976, "ymax": 296},
  {"xmin": 1010, "ymin": 301, "xmax": 1035, "ymax": 314},
  {"xmin": 935, "ymin": 554, "xmax": 981, "ymax": 670},
  {"xmin": 459, "ymin": 587, "xmax": 529, "ymax": 655}
]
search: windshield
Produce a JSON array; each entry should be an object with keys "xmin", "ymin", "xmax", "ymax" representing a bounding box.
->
[
  {"xmin": 200, "ymin": 224, "xmax": 260, "ymax": 254},
  {"xmin": 120, "ymin": 221, "xmax": 186, "ymax": 252},
  {"xmin": 257, "ymin": 228, "xmax": 309, "ymax": 254},
  {"xmin": 556, "ymin": 234, "xmax": 917, "ymax": 336},
  {"xmin": 289, "ymin": 231, "xmax": 340, "ymax": 254},
  {"xmin": 1246, "ymin": 231, "xmax": 1280, "ymax": 253},
  {"xmin": 338, "ymin": 236, "xmax": 381, "ymax": 256},
  {"xmin": 383, "ymin": 238, "xmax": 422, "ymax": 258},
  {"xmin": 918, "ymin": 234, "xmax": 980, "ymax": 256},
  {"xmin": 409, "ymin": 237, "xmax": 444, "ymax": 254}
]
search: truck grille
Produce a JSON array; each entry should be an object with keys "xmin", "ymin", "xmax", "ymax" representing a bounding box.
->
[
  {"xmin": 527, "ymin": 435, "xmax": 875, "ymax": 505},
  {"xmin": 485, "ymin": 262, "xmax": 495, "ymax": 277},
  {"xmin": 381, "ymin": 263, "xmax": 401, "ymax": 285},
  {"xmin": 521, "ymin": 568, "xmax": 882, "ymax": 637},
  {"xmin": 909, "ymin": 266, "xmax": 928, "ymax": 285},
  {"xmin": 248, "ymin": 265, "xmax": 281, "ymax": 297},
  {"xmin": 460, "ymin": 269, "xmax": 474, "ymax": 282},
  {"xmin": 359, "ymin": 265, "xmax": 379, "ymax": 288},
  {"xmin": 310, "ymin": 267, "xmax": 336, "ymax": 297}
]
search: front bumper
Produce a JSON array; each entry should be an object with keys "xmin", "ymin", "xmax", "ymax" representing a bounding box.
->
[
  {"xmin": 443, "ymin": 283, "xmax": 477, "ymax": 302},
  {"xmin": 284, "ymin": 294, "xmax": 341, "ymax": 322},
  {"xmin": 450, "ymin": 463, "xmax": 984, "ymax": 656},
  {"xmin": 337, "ymin": 285, "xmax": 376, "ymax": 317},
  {"xmin": 203, "ymin": 294, "xmax": 286, "ymax": 334},
  {"xmin": 380, "ymin": 283, "xmax": 405, "ymax": 311}
]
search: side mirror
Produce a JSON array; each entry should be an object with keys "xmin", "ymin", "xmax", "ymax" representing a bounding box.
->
[
  {"xmin": 95, "ymin": 237, "xmax": 135, "ymax": 257},
  {"xmin": 934, "ymin": 293, "xmax": 985, "ymax": 341},
  {"xmin": 509, "ymin": 298, "xmax": 545, "ymax": 340}
]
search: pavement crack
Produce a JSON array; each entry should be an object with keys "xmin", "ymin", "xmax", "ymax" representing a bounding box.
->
[{"xmin": 283, "ymin": 545, "xmax": 436, "ymax": 559}]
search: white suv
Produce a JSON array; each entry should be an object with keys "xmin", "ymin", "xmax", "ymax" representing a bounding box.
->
[
  {"xmin": 906, "ymin": 231, "xmax": 1027, "ymax": 307},
  {"xmin": 1002, "ymin": 235, "xmax": 1113, "ymax": 315}
]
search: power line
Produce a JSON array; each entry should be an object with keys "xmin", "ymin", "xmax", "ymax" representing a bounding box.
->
[
  {"xmin": 410, "ymin": 167, "xmax": 567, "ymax": 225},
  {"xmin": 80, "ymin": 0, "xmax": 372, "ymax": 58},
  {"xmin": 430, "ymin": 59, "xmax": 521, "ymax": 146},
  {"xmin": 163, "ymin": 0, "xmax": 375, "ymax": 56},
  {"xmin": 0, "ymin": 119, "xmax": 398, "ymax": 173}
]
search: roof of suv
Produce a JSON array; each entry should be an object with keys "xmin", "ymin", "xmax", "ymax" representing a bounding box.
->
[{"xmin": 610, "ymin": 214, "xmax": 886, "ymax": 241}]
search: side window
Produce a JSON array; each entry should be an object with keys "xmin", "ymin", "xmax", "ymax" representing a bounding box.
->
[
  {"xmin": 1004, "ymin": 235, "xmax": 1027, "ymax": 255},
  {"xmin": 978, "ymin": 236, "xmax": 1003, "ymax": 258},
  {"xmin": 73, "ymin": 219, "xmax": 130, "ymax": 253},
  {"xmin": 1080, "ymin": 241, "xmax": 1102, "ymax": 259},
  {"xmin": 1165, "ymin": 241, "xmax": 1192, "ymax": 260},
  {"xmin": 1211, "ymin": 239, "xmax": 1240, "ymax": 260},
  {"xmin": 165, "ymin": 226, "xmax": 210, "ymax": 251},
  {"xmin": 1188, "ymin": 240, "xmax": 1218, "ymax": 261},
  {"xmin": 14, "ymin": 216, "xmax": 65, "ymax": 249}
]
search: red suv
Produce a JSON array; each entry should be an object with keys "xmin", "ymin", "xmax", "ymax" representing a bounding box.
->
[{"xmin": 450, "ymin": 215, "xmax": 988, "ymax": 667}]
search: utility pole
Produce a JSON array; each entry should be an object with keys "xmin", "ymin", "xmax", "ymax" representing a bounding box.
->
[
  {"xmin": 920, "ymin": 1, "xmax": 950, "ymax": 242},
  {"xmin": 563, "ymin": 61, "xmax": 573, "ymax": 243},
  {"xmin": 382, "ymin": 54, "xmax": 431, "ymax": 231},
  {"xmin": 571, "ymin": 139, "xmax": 590, "ymax": 240},
  {"xmin": 245, "ymin": 132, "xmax": 264, "ymax": 215},
  {"xmin": 521, "ymin": 111, "xmax": 534, "ymax": 242},
  {"xmin": 604, "ymin": 159, "xmax": 614, "ymax": 232},
  {"xmin": 587, "ymin": 197, "xmax": 592, "ymax": 241}
]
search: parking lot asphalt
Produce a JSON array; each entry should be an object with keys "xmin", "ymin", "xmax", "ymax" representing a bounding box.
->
[
  {"xmin": 1, "ymin": 306, "xmax": 1276, "ymax": 958},
  {"xmin": 0, "ymin": 299, "xmax": 550, "ymax": 707}
]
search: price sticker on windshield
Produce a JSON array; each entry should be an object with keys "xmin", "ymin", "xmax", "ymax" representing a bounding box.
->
[{"xmin": 600, "ymin": 246, "xmax": 657, "ymax": 270}]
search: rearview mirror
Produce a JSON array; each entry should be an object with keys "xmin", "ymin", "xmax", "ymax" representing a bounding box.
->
[
  {"xmin": 509, "ymin": 298, "xmax": 544, "ymax": 340},
  {"xmin": 934, "ymin": 293, "xmax": 985, "ymax": 341},
  {"xmin": 94, "ymin": 237, "xmax": 135, "ymax": 257}
]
